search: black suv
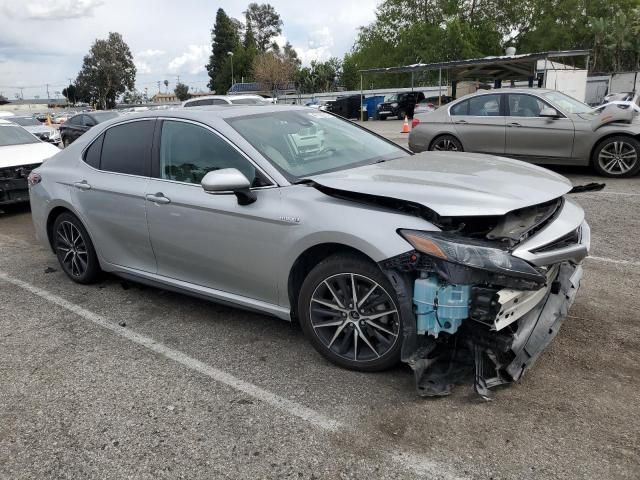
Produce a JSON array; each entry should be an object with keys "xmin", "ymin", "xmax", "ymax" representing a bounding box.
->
[
  {"xmin": 377, "ymin": 91, "xmax": 425, "ymax": 120},
  {"xmin": 60, "ymin": 111, "xmax": 119, "ymax": 147}
]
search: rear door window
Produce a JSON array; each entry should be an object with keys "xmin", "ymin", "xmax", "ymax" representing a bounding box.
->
[
  {"xmin": 468, "ymin": 94, "xmax": 502, "ymax": 116},
  {"xmin": 100, "ymin": 120, "xmax": 154, "ymax": 176},
  {"xmin": 83, "ymin": 134, "xmax": 104, "ymax": 169},
  {"xmin": 450, "ymin": 100, "xmax": 469, "ymax": 116}
]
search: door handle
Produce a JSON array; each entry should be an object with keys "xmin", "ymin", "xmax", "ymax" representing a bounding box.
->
[
  {"xmin": 145, "ymin": 193, "xmax": 171, "ymax": 204},
  {"xmin": 73, "ymin": 181, "xmax": 91, "ymax": 191},
  {"xmin": 508, "ymin": 122, "xmax": 522, "ymax": 127},
  {"xmin": 454, "ymin": 119, "xmax": 467, "ymax": 124}
]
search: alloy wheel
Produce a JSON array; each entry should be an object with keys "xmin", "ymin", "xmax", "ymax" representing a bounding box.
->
[
  {"xmin": 56, "ymin": 221, "xmax": 89, "ymax": 277},
  {"xmin": 433, "ymin": 138, "xmax": 459, "ymax": 151},
  {"xmin": 309, "ymin": 273, "xmax": 400, "ymax": 362},
  {"xmin": 598, "ymin": 140, "xmax": 638, "ymax": 175}
]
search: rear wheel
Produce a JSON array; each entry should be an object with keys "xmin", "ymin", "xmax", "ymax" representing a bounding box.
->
[
  {"xmin": 52, "ymin": 213, "xmax": 101, "ymax": 284},
  {"xmin": 592, "ymin": 136, "xmax": 640, "ymax": 177},
  {"xmin": 397, "ymin": 110, "xmax": 406, "ymax": 120},
  {"xmin": 298, "ymin": 254, "xmax": 403, "ymax": 372},
  {"xmin": 430, "ymin": 135, "xmax": 463, "ymax": 152},
  {"xmin": 62, "ymin": 137, "xmax": 70, "ymax": 148}
]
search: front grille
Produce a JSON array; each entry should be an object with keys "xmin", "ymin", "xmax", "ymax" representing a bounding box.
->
[
  {"xmin": 0, "ymin": 163, "xmax": 40, "ymax": 180},
  {"xmin": 530, "ymin": 228, "xmax": 581, "ymax": 253}
]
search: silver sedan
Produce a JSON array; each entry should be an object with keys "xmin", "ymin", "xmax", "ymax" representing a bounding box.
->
[
  {"xmin": 409, "ymin": 88, "xmax": 640, "ymax": 177},
  {"xmin": 28, "ymin": 106, "xmax": 589, "ymax": 398}
]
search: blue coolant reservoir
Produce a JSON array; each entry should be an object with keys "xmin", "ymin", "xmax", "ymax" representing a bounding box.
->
[{"xmin": 413, "ymin": 274, "xmax": 471, "ymax": 337}]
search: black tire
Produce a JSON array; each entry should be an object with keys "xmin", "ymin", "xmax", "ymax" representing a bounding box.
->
[
  {"xmin": 298, "ymin": 254, "xmax": 403, "ymax": 372},
  {"xmin": 592, "ymin": 136, "xmax": 640, "ymax": 178},
  {"xmin": 429, "ymin": 134, "xmax": 464, "ymax": 152},
  {"xmin": 52, "ymin": 212, "xmax": 101, "ymax": 284},
  {"xmin": 62, "ymin": 137, "xmax": 70, "ymax": 148},
  {"xmin": 379, "ymin": 115, "xmax": 387, "ymax": 121},
  {"xmin": 397, "ymin": 110, "xmax": 406, "ymax": 121}
]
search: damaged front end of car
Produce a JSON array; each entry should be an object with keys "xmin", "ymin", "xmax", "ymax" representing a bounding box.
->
[{"xmin": 381, "ymin": 197, "xmax": 589, "ymax": 399}]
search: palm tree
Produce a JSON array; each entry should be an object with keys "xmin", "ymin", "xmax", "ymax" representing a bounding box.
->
[{"xmin": 164, "ymin": 79, "xmax": 169, "ymax": 93}]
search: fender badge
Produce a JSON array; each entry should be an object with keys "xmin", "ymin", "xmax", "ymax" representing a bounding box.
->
[{"xmin": 279, "ymin": 215, "xmax": 301, "ymax": 224}]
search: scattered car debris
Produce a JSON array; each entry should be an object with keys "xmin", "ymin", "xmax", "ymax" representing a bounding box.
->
[
  {"xmin": 569, "ymin": 183, "xmax": 606, "ymax": 193},
  {"xmin": 118, "ymin": 321, "xmax": 126, "ymax": 327},
  {"xmin": 44, "ymin": 267, "xmax": 57, "ymax": 273}
]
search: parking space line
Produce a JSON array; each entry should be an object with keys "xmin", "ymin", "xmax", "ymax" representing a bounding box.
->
[
  {"xmin": 577, "ymin": 191, "xmax": 640, "ymax": 197},
  {"xmin": 587, "ymin": 256, "xmax": 640, "ymax": 267},
  {"xmin": 0, "ymin": 270, "xmax": 341, "ymax": 432},
  {"xmin": 0, "ymin": 270, "xmax": 466, "ymax": 480}
]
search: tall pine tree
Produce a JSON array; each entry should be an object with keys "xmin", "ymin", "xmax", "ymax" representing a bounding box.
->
[{"xmin": 206, "ymin": 8, "xmax": 240, "ymax": 93}]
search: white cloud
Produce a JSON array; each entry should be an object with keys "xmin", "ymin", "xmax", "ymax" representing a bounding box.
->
[
  {"xmin": 134, "ymin": 59, "xmax": 152, "ymax": 75},
  {"xmin": 167, "ymin": 45, "xmax": 209, "ymax": 75},
  {"xmin": 136, "ymin": 49, "xmax": 165, "ymax": 58},
  {"xmin": 3, "ymin": 0, "xmax": 104, "ymax": 20}
]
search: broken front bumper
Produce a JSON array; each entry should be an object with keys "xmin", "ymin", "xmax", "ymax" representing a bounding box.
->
[{"xmin": 389, "ymin": 261, "xmax": 583, "ymax": 399}]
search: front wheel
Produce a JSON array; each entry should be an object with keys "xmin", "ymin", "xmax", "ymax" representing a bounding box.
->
[
  {"xmin": 430, "ymin": 135, "xmax": 463, "ymax": 152},
  {"xmin": 298, "ymin": 254, "xmax": 403, "ymax": 372},
  {"xmin": 592, "ymin": 136, "xmax": 640, "ymax": 177},
  {"xmin": 52, "ymin": 213, "xmax": 101, "ymax": 284}
]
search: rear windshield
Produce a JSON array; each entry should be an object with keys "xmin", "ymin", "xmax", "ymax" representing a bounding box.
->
[
  {"xmin": 229, "ymin": 98, "xmax": 266, "ymax": 105},
  {"xmin": 0, "ymin": 125, "xmax": 40, "ymax": 146},
  {"xmin": 11, "ymin": 117, "xmax": 40, "ymax": 127}
]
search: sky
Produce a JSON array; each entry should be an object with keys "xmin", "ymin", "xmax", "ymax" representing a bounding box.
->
[{"xmin": 0, "ymin": 0, "xmax": 379, "ymax": 100}]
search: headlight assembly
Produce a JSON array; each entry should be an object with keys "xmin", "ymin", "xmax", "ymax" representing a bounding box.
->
[{"xmin": 399, "ymin": 229, "xmax": 545, "ymax": 282}]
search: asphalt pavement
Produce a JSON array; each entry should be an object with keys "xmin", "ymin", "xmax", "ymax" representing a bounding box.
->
[{"xmin": 1, "ymin": 123, "xmax": 639, "ymax": 479}]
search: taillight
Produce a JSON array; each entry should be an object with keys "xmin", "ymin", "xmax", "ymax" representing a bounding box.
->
[
  {"xmin": 427, "ymin": 103, "xmax": 435, "ymax": 108},
  {"xmin": 27, "ymin": 171, "xmax": 41, "ymax": 187},
  {"xmin": 411, "ymin": 118, "xmax": 420, "ymax": 128}
]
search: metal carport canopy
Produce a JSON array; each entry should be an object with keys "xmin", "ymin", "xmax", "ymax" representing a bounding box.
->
[{"xmin": 358, "ymin": 50, "xmax": 591, "ymax": 80}]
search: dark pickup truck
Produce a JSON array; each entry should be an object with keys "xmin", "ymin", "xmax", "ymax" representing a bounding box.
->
[{"xmin": 377, "ymin": 91, "xmax": 425, "ymax": 120}]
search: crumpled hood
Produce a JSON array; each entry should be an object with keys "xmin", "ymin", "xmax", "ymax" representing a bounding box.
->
[
  {"xmin": 0, "ymin": 142, "xmax": 60, "ymax": 169},
  {"xmin": 308, "ymin": 152, "xmax": 572, "ymax": 217}
]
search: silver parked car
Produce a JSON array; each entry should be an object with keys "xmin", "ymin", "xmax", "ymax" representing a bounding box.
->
[
  {"xmin": 28, "ymin": 106, "xmax": 589, "ymax": 397},
  {"xmin": 409, "ymin": 88, "xmax": 640, "ymax": 177}
]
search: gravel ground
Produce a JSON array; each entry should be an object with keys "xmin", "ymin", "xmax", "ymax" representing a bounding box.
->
[{"xmin": 0, "ymin": 123, "xmax": 638, "ymax": 479}]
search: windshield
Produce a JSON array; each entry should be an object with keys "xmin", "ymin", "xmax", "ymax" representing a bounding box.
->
[
  {"xmin": 11, "ymin": 117, "xmax": 40, "ymax": 127},
  {"xmin": 230, "ymin": 97, "xmax": 266, "ymax": 105},
  {"xmin": 384, "ymin": 94, "xmax": 398, "ymax": 103},
  {"xmin": 227, "ymin": 110, "xmax": 408, "ymax": 180},
  {"xmin": 92, "ymin": 112, "xmax": 119, "ymax": 122},
  {"xmin": 541, "ymin": 91, "xmax": 591, "ymax": 114},
  {"xmin": 0, "ymin": 125, "xmax": 40, "ymax": 146}
]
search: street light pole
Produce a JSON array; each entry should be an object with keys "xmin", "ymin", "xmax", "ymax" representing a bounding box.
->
[{"xmin": 227, "ymin": 51, "xmax": 234, "ymax": 90}]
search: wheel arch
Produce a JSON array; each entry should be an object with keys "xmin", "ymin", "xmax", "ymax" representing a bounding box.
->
[
  {"xmin": 428, "ymin": 132, "xmax": 464, "ymax": 151},
  {"xmin": 46, "ymin": 205, "xmax": 97, "ymax": 256},
  {"xmin": 589, "ymin": 131, "xmax": 640, "ymax": 164},
  {"xmin": 287, "ymin": 243, "xmax": 377, "ymax": 322}
]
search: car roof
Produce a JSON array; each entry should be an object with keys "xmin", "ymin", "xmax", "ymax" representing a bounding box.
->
[
  {"xmin": 115, "ymin": 104, "xmax": 308, "ymax": 122},
  {"xmin": 0, "ymin": 118, "xmax": 20, "ymax": 125}
]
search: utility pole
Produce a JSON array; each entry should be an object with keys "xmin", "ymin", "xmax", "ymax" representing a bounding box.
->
[
  {"xmin": 19, "ymin": 87, "xmax": 24, "ymax": 100},
  {"xmin": 46, "ymin": 83, "xmax": 50, "ymax": 103},
  {"xmin": 176, "ymin": 75, "xmax": 180, "ymax": 84},
  {"xmin": 157, "ymin": 81, "xmax": 161, "ymax": 93}
]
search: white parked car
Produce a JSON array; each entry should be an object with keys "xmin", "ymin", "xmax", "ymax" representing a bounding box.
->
[
  {"xmin": 0, "ymin": 119, "xmax": 60, "ymax": 208},
  {"xmin": 9, "ymin": 116, "xmax": 61, "ymax": 145},
  {"xmin": 182, "ymin": 95, "xmax": 267, "ymax": 108}
]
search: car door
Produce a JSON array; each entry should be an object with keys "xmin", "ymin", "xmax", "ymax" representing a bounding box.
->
[
  {"xmin": 144, "ymin": 119, "xmax": 283, "ymax": 304},
  {"xmin": 505, "ymin": 93, "xmax": 575, "ymax": 161},
  {"xmin": 62, "ymin": 115, "xmax": 85, "ymax": 142},
  {"xmin": 450, "ymin": 93, "xmax": 506, "ymax": 154},
  {"xmin": 81, "ymin": 114, "xmax": 97, "ymax": 138},
  {"xmin": 70, "ymin": 119, "xmax": 157, "ymax": 273}
]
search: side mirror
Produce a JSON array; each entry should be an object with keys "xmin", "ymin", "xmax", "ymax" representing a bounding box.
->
[
  {"xmin": 201, "ymin": 168, "xmax": 256, "ymax": 205},
  {"xmin": 539, "ymin": 107, "xmax": 560, "ymax": 118}
]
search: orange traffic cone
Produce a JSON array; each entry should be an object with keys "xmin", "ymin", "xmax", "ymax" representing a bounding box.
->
[{"xmin": 401, "ymin": 115, "xmax": 410, "ymax": 133}]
